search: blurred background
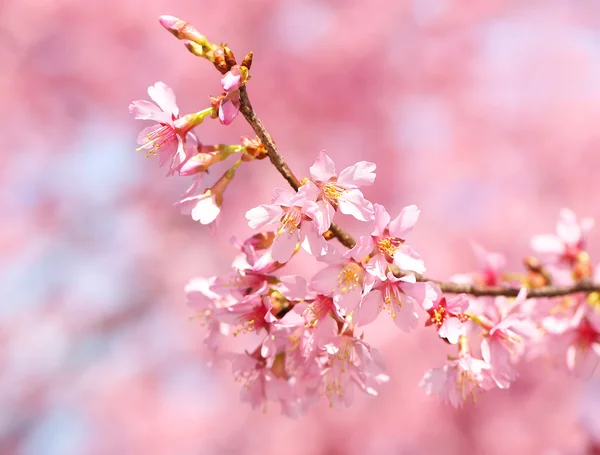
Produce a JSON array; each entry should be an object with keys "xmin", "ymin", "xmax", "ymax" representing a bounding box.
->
[{"xmin": 2, "ymin": 0, "xmax": 600, "ymax": 453}]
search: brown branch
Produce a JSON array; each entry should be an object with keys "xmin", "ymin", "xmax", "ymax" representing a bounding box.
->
[
  {"xmin": 415, "ymin": 276, "xmax": 600, "ymax": 298},
  {"xmin": 236, "ymin": 86, "xmax": 600, "ymax": 300},
  {"xmin": 238, "ymin": 86, "xmax": 356, "ymax": 249}
]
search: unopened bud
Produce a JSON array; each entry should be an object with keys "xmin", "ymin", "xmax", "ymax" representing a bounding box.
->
[
  {"xmin": 241, "ymin": 136, "xmax": 267, "ymax": 160},
  {"xmin": 241, "ymin": 52, "xmax": 253, "ymax": 70},
  {"xmin": 159, "ymin": 15, "xmax": 212, "ymax": 47}
]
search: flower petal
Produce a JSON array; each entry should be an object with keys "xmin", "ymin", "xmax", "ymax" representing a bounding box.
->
[
  {"xmin": 389, "ymin": 205, "xmax": 420, "ymax": 239},
  {"xmin": 338, "ymin": 161, "xmax": 376, "ymax": 188},
  {"xmin": 309, "ymin": 151, "xmax": 336, "ymax": 181},
  {"xmin": 393, "ymin": 244, "xmax": 426, "ymax": 274},
  {"xmin": 337, "ymin": 189, "xmax": 374, "ymax": 222},
  {"xmin": 245, "ymin": 204, "xmax": 284, "ymax": 229},
  {"xmin": 147, "ymin": 81, "xmax": 179, "ymax": 117}
]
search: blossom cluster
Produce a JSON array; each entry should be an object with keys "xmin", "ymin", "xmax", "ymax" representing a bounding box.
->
[{"xmin": 130, "ymin": 15, "xmax": 600, "ymax": 415}]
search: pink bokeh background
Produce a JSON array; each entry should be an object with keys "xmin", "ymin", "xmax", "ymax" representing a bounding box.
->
[{"xmin": 2, "ymin": 0, "xmax": 600, "ymax": 453}]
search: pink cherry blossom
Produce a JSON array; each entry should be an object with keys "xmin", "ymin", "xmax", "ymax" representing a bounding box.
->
[
  {"xmin": 245, "ymin": 185, "xmax": 327, "ymax": 263},
  {"xmin": 310, "ymin": 251, "xmax": 375, "ymax": 314},
  {"xmin": 302, "ymin": 151, "xmax": 375, "ymax": 224},
  {"xmin": 354, "ymin": 273, "xmax": 438, "ymax": 332},
  {"xmin": 175, "ymin": 165, "xmax": 237, "ymax": 225},
  {"xmin": 420, "ymin": 345, "xmax": 494, "ymax": 408},
  {"xmin": 129, "ymin": 81, "xmax": 202, "ymax": 175},
  {"xmin": 478, "ymin": 289, "xmax": 529, "ymax": 388},
  {"xmin": 424, "ymin": 288, "xmax": 470, "ymax": 344},
  {"xmin": 320, "ymin": 334, "xmax": 389, "ymax": 408},
  {"xmin": 531, "ymin": 208, "xmax": 594, "ymax": 265},
  {"xmin": 350, "ymin": 203, "xmax": 426, "ymax": 277}
]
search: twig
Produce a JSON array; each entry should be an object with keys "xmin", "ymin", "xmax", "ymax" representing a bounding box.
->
[
  {"xmin": 236, "ymin": 86, "xmax": 600, "ymax": 299},
  {"xmin": 238, "ymin": 86, "xmax": 356, "ymax": 249}
]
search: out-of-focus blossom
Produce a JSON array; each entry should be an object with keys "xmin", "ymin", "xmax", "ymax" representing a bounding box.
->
[
  {"xmin": 420, "ymin": 336, "xmax": 494, "ymax": 408},
  {"xmin": 531, "ymin": 208, "xmax": 594, "ymax": 265}
]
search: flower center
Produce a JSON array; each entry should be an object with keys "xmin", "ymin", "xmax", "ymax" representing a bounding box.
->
[
  {"xmin": 136, "ymin": 124, "xmax": 176, "ymax": 157},
  {"xmin": 381, "ymin": 283, "xmax": 402, "ymax": 318},
  {"xmin": 233, "ymin": 305, "xmax": 267, "ymax": 336},
  {"xmin": 337, "ymin": 263, "xmax": 363, "ymax": 294},
  {"xmin": 279, "ymin": 208, "xmax": 302, "ymax": 235},
  {"xmin": 322, "ymin": 182, "xmax": 347, "ymax": 207},
  {"xmin": 376, "ymin": 236, "xmax": 402, "ymax": 262}
]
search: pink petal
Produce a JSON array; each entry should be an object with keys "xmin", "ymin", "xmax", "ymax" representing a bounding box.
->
[
  {"xmin": 335, "ymin": 286, "xmax": 363, "ymax": 314},
  {"xmin": 304, "ymin": 200, "xmax": 334, "ymax": 235},
  {"xmin": 347, "ymin": 236, "xmax": 375, "ymax": 263},
  {"xmin": 389, "ymin": 205, "xmax": 420, "ymax": 239},
  {"xmin": 270, "ymin": 187, "xmax": 295, "ymax": 206},
  {"xmin": 557, "ymin": 209, "xmax": 582, "ymax": 245},
  {"xmin": 271, "ymin": 231, "xmax": 299, "ymax": 263},
  {"xmin": 278, "ymin": 275, "xmax": 310, "ymax": 300},
  {"xmin": 221, "ymin": 68, "xmax": 242, "ymax": 93},
  {"xmin": 295, "ymin": 180, "xmax": 321, "ymax": 203},
  {"xmin": 337, "ymin": 189, "xmax": 374, "ymax": 222},
  {"xmin": 446, "ymin": 294, "xmax": 469, "ymax": 314},
  {"xmin": 439, "ymin": 318, "xmax": 464, "ymax": 344},
  {"xmin": 337, "ymin": 161, "xmax": 376, "ymax": 188},
  {"xmin": 187, "ymin": 194, "xmax": 220, "ymax": 224},
  {"xmin": 129, "ymin": 100, "xmax": 166, "ymax": 121},
  {"xmin": 364, "ymin": 254, "xmax": 388, "ymax": 281},
  {"xmin": 401, "ymin": 281, "xmax": 440, "ymax": 310},
  {"xmin": 218, "ymin": 95, "xmax": 241, "ymax": 125},
  {"xmin": 300, "ymin": 221, "xmax": 328, "ymax": 258},
  {"xmin": 136, "ymin": 124, "xmax": 162, "ymax": 145},
  {"xmin": 147, "ymin": 81, "xmax": 179, "ymax": 117},
  {"xmin": 393, "ymin": 244, "xmax": 426, "ymax": 274},
  {"xmin": 392, "ymin": 297, "xmax": 419, "ymax": 333},
  {"xmin": 310, "ymin": 265, "xmax": 342, "ymax": 295},
  {"xmin": 371, "ymin": 203, "xmax": 391, "ymax": 236},
  {"xmin": 245, "ymin": 204, "xmax": 284, "ymax": 229},
  {"xmin": 530, "ymin": 234, "xmax": 565, "ymax": 255},
  {"xmin": 309, "ymin": 151, "xmax": 336, "ymax": 182},
  {"xmin": 355, "ymin": 290, "xmax": 383, "ymax": 326}
]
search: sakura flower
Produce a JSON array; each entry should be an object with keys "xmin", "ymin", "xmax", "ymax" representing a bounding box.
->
[
  {"xmin": 355, "ymin": 273, "xmax": 438, "ymax": 332},
  {"xmin": 231, "ymin": 352, "xmax": 302, "ymax": 416},
  {"xmin": 556, "ymin": 307, "xmax": 600, "ymax": 378},
  {"xmin": 320, "ymin": 335, "xmax": 389, "ymax": 408},
  {"xmin": 185, "ymin": 277, "xmax": 232, "ymax": 356},
  {"xmin": 176, "ymin": 163, "xmax": 238, "ymax": 225},
  {"xmin": 129, "ymin": 82, "xmax": 208, "ymax": 174},
  {"xmin": 424, "ymin": 288, "xmax": 470, "ymax": 344},
  {"xmin": 310, "ymin": 253, "xmax": 375, "ymax": 315},
  {"xmin": 420, "ymin": 344, "xmax": 494, "ymax": 408},
  {"xmin": 531, "ymin": 208, "xmax": 594, "ymax": 266},
  {"xmin": 478, "ymin": 288, "xmax": 529, "ymax": 388},
  {"xmin": 302, "ymin": 151, "xmax": 375, "ymax": 225},
  {"xmin": 350, "ymin": 203, "xmax": 426, "ymax": 278},
  {"xmin": 245, "ymin": 185, "xmax": 327, "ymax": 263}
]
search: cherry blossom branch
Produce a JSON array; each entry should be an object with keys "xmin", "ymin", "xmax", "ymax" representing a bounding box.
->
[
  {"xmin": 417, "ymin": 276, "xmax": 600, "ymax": 297},
  {"xmin": 237, "ymin": 86, "xmax": 600, "ymax": 299},
  {"xmin": 238, "ymin": 85, "xmax": 357, "ymax": 250}
]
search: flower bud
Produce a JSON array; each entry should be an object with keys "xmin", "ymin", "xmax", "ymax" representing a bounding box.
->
[{"xmin": 159, "ymin": 15, "xmax": 212, "ymax": 47}]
